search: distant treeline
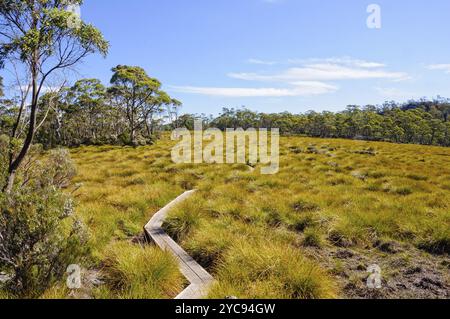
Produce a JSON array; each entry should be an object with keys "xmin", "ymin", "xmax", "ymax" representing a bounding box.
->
[
  {"xmin": 174, "ymin": 100, "xmax": 450, "ymax": 147},
  {"xmin": 2, "ymin": 70, "xmax": 449, "ymax": 148}
]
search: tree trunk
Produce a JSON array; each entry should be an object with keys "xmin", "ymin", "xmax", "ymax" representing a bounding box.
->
[
  {"xmin": 145, "ymin": 120, "xmax": 152, "ymax": 138},
  {"xmin": 130, "ymin": 125, "xmax": 136, "ymax": 145},
  {"xmin": 3, "ymin": 52, "xmax": 39, "ymax": 194},
  {"xmin": 4, "ymin": 171, "xmax": 16, "ymax": 194}
]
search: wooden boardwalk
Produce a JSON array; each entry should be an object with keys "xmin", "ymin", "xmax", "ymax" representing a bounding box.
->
[{"xmin": 144, "ymin": 190, "xmax": 215, "ymax": 299}]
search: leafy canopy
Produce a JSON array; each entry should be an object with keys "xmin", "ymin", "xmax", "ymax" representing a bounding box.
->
[{"xmin": 0, "ymin": 0, "xmax": 108, "ymax": 70}]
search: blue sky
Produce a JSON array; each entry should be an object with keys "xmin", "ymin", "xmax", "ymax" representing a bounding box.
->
[{"xmin": 24, "ymin": 1, "xmax": 450, "ymax": 115}]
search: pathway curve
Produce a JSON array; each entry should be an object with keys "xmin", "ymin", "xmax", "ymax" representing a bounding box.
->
[{"xmin": 144, "ymin": 190, "xmax": 215, "ymax": 299}]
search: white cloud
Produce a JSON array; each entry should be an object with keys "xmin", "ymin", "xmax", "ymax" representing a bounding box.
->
[
  {"xmin": 171, "ymin": 81, "xmax": 337, "ymax": 97},
  {"xmin": 174, "ymin": 57, "xmax": 409, "ymax": 99},
  {"xmin": 247, "ymin": 58, "xmax": 278, "ymax": 66},
  {"xmin": 287, "ymin": 57, "xmax": 386, "ymax": 69},
  {"xmin": 229, "ymin": 62, "xmax": 409, "ymax": 82},
  {"xmin": 427, "ymin": 64, "xmax": 450, "ymax": 73}
]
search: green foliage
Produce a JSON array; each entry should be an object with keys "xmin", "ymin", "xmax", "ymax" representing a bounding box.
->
[
  {"xmin": 0, "ymin": 0, "xmax": 108, "ymax": 64},
  {"xmin": 202, "ymin": 101, "xmax": 450, "ymax": 147},
  {"xmin": 109, "ymin": 65, "xmax": 173, "ymax": 145},
  {"xmin": 0, "ymin": 0, "xmax": 109, "ymax": 193},
  {"xmin": 33, "ymin": 69, "xmax": 179, "ymax": 148},
  {"xmin": 110, "ymin": 65, "xmax": 161, "ymax": 90},
  {"xmin": 0, "ymin": 148, "xmax": 87, "ymax": 298}
]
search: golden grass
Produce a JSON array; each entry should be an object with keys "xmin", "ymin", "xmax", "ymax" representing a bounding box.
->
[
  {"xmin": 100, "ymin": 242, "xmax": 185, "ymax": 299},
  {"xmin": 69, "ymin": 136, "xmax": 450, "ymax": 299},
  {"xmin": 69, "ymin": 144, "xmax": 185, "ymax": 298}
]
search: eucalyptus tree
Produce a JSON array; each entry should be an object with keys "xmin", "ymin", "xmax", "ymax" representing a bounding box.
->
[
  {"xmin": 168, "ymin": 98, "xmax": 182, "ymax": 128},
  {"xmin": 66, "ymin": 78, "xmax": 107, "ymax": 143},
  {"xmin": 0, "ymin": 0, "xmax": 108, "ymax": 192},
  {"xmin": 109, "ymin": 65, "xmax": 172, "ymax": 145},
  {"xmin": 138, "ymin": 89, "xmax": 168, "ymax": 137}
]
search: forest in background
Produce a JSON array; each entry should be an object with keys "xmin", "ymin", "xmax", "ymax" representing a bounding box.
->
[
  {"xmin": 179, "ymin": 100, "xmax": 450, "ymax": 147},
  {"xmin": 2, "ymin": 72, "xmax": 450, "ymax": 148}
]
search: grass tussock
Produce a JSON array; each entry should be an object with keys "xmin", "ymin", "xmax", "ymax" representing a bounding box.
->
[
  {"xmin": 68, "ymin": 136, "xmax": 450, "ymax": 299},
  {"xmin": 101, "ymin": 242, "xmax": 184, "ymax": 299},
  {"xmin": 208, "ymin": 242, "xmax": 337, "ymax": 299}
]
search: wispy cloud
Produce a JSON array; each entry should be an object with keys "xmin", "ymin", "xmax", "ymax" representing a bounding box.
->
[
  {"xmin": 171, "ymin": 81, "xmax": 337, "ymax": 97},
  {"xmin": 427, "ymin": 64, "xmax": 450, "ymax": 74},
  {"xmin": 230, "ymin": 59, "xmax": 409, "ymax": 82},
  {"xmin": 287, "ymin": 57, "xmax": 386, "ymax": 69},
  {"xmin": 247, "ymin": 57, "xmax": 386, "ymax": 68},
  {"xmin": 173, "ymin": 57, "xmax": 409, "ymax": 98},
  {"xmin": 247, "ymin": 58, "xmax": 278, "ymax": 66}
]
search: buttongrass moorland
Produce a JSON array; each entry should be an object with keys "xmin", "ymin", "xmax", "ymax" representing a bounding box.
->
[{"xmin": 45, "ymin": 135, "xmax": 450, "ymax": 299}]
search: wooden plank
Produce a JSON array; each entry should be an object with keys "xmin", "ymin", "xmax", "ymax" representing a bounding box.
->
[{"xmin": 144, "ymin": 190, "xmax": 215, "ymax": 299}]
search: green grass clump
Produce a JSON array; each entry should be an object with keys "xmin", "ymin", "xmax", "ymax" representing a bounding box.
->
[
  {"xmin": 163, "ymin": 199, "xmax": 204, "ymax": 241},
  {"xmin": 302, "ymin": 228, "xmax": 323, "ymax": 248},
  {"xmin": 208, "ymin": 242, "xmax": 337, "ymax": 299},
  {"xmin": 183, "ymin": 223, "xmax": 233, "ymax": 270},
  {"xmin": 417, "ymin": 226, "xmax": 450, "ymax": 255},
  {"xmin": 290, "ymin": 214, "xmax": 315, "ymax": 233},
  {"xmin": 101, "ymin": 242, "xmax": 184, "ymax": 299},
  {"xmin": 68, "ymin": 136, "xmax": 450, "ymax": 299}
]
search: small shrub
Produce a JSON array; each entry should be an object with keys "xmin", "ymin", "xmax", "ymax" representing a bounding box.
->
[
  {"xmin": 0, "ymin": 147, "xmax": 85, "ymax": 298},
  {"xmin": 44, "ymin": 149, "xmax": 78, "ymax": 188},
  {"xmin": 15, "ymin": 148, "xmax": 77, "ymax": 190},
  {"xmin": 0, "ymin": 189, "xmax": 88, "ymax": 298}
]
